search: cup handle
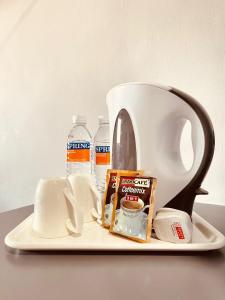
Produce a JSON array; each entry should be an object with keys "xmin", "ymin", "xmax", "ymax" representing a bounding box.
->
[
  {"xmin": 142, "ymin": 205, "xmax": 150, "ymax": 213},
  {"xmin": 64, "ymin": 187, "xmax": 83, "ymax": 234},
  {"xmin": 91, "ymin": 207, "xmax": 101, "ymax": 219},
  {"xmin": 89, "ymin": 177, "xmax": 102, "ymax": 218}
]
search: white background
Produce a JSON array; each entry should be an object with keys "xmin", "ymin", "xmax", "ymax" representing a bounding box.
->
[{"xmin": 0, "ymin": 0, "xmax": 224, "ymax": 212}]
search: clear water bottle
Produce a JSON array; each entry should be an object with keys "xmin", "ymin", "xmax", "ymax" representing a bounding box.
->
[
  {"xmin": 66, "ymin": 115, "xmax": 92, "ymax": 175},
  {"xmin": 94, "ymin": 116, "xmax": 110, "ymax": 191}
]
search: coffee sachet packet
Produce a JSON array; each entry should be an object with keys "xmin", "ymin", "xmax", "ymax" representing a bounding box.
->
[
  {"xmin": 102, "ymin": 169, "xmax": 143, "ymax": 228},
  {"xmin": 110, "ymin": 175, "xmax": 157, "ymax": 243}
]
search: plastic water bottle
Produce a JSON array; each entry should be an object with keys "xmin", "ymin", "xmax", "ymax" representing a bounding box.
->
[
  {"xmin": 66, "ymin": 115, "xmax": 92, "ymax": 175},
  {"xmin": 94, "ymin": 116, "xmax": 110, "ymax": 191}
]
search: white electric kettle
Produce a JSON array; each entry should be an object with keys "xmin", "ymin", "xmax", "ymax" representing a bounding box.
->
[{"xmin": 106, "ymin": 83, "xmax": 215, "ymax": 215}]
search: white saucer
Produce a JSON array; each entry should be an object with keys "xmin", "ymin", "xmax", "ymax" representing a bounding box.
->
[{"xmin": 113, "ymin": 210, "xmax": 148, "ymax": 239}]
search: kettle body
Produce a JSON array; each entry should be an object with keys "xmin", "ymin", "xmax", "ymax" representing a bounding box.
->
[{"xmin": 106, "ymin": 83, "xmax": 214, "ymax": 215}]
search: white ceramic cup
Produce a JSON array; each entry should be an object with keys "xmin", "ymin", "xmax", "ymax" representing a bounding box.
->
[
  {"xmin": 121, "ymin": 197, "xmax": 150, "ymax": 218},
  {"xmin": 68, "ymin": 174, "xmax": 99, "ymax": 223},
  {"xmin": 32, "ymin": 177, "xmax": 83, "ymax": 238}
]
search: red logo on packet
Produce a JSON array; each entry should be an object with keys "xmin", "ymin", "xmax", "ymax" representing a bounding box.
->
[
  {"xmin": 125, "ymin": 195, "xmax": 139, "ymax": 201},
  {"xmin": 111, "ymin": 175, "xmax": 117, "ymax": 182},
  {"xmin": 175, "ymin": 225, "xmax": 185, "ymax": 240},
  {"xmin": 121, "ymin": 178, "xmax": 135, "ymax": 186}
]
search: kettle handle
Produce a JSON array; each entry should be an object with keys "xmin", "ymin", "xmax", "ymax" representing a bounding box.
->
[{"xmin": 165, "ymin": 88, "xmax": 215, "ymax": 216}]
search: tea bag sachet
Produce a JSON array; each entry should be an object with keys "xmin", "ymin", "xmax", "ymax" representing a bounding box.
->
[
  {"xmin": 110, "ymin": 175, "xmax": 157, "ymax": 243},
  {"xmin": 102, "ymin": 169, "xmax": 143, "ymax": 228}
]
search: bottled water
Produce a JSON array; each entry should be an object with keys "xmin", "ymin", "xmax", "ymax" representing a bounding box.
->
[
  {"xmin": 94, "ymin": 116, "xmax": 110, "ymax": 191},
  {"xmin": 66, "ymin": 115, "xmax": 92, "ymax": 175}
]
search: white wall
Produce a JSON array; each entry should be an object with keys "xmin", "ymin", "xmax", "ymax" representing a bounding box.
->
[{"xmin": 0, "ymin": 0, "xmax": 225, "ymax": 212}]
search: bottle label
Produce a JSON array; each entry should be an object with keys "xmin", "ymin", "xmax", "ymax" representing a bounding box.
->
[
  {"xmin": 95, "ymin": 146, "xmax": 110, "ymax": 165},
  {"xmin": 67, "ymin": 142, "xmax": 90, "ymax": 162}
]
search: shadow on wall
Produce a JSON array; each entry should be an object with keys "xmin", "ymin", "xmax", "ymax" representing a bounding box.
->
[{"xmin": 0, "ymin": 0, "xmax": 39, "ymax": 52}]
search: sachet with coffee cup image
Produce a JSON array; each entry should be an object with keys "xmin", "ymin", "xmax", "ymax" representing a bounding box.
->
[
  {"xmin": 102, "ymin": 169, "xmax": 143, "ymax": 228},
  {"xmin": 110, "ymin": 175, "xmax": 157, "ymax": 243}
]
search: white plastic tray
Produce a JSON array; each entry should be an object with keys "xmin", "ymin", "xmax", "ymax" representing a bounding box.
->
[{"xmin": 5, "ymin": 212, "xmax": 225, "ymax": 251}]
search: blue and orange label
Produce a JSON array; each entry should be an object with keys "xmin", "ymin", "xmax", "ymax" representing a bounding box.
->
[
  {"xmin": 95, "ymin": 146, "xmax": 110, "ymax": 165},
  {"xmin": 67, "ymin": 142, "xmax": 90, "ymax": 162}
]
